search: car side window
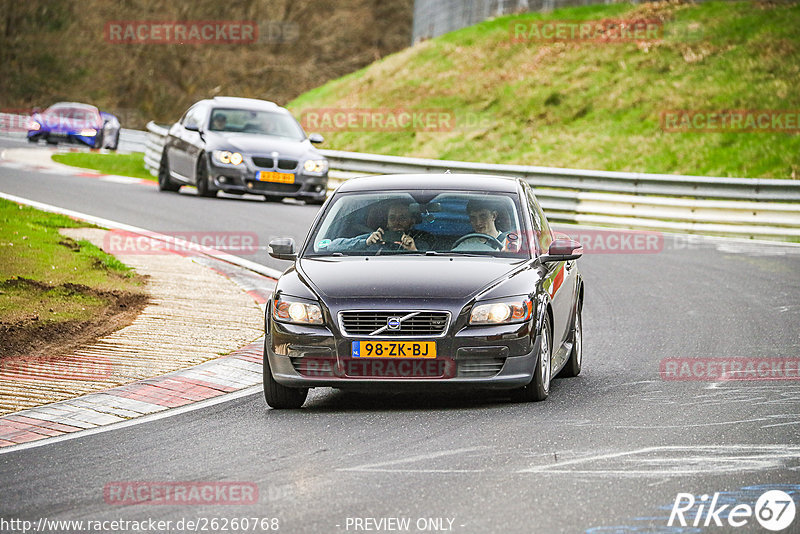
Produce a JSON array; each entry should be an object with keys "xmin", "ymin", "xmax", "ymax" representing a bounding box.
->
[{"xmin": 524, "ymin": 184, "xmax": 553, "ymax": 254}]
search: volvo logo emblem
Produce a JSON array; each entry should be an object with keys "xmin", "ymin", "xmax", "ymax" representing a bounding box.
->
[{"xmin": 387, "ymin": 317, "xmax": 401, "ymax": 330}]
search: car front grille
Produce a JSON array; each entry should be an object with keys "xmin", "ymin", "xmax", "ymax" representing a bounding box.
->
[
  {"xmin": 252, "ymin": 157, "xmax": 274, "ymax": 168},
  {"xmin": 278, "ymin": 158, "xmax": 298, "ymax": 170},
  {"xmin": 339, "ymin": 311, "xmax": 449, "ymax": 337},
  {"xmin": 252, "ymin": 156, "xmax": 298, "ymax": 171},
  {"xmin": 457, "ymin": 358, "xmax": 505, "ymax": 378}
]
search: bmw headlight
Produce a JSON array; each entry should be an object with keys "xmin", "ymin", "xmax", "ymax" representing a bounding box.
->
[
  {"xmin": 79, "ymin": 128, "xmax": 97, "ymax": 136},
  {"xmin": 212, "ymin": 150, "xmax": 244, "ymax": 166},
  {"xmin": 29, "ymin": 121, "xmax": 41, "ymax": 131},
  {"xmin": 272, "ymin": 294, "xmax": 323, "ymax": 325},
  {"xmin": 469, "ymin": 297, "xmax": 533, "ymax": 325},
  {"xmin": 303, "ymin": 159, "xmax": 328, "ymax": 174}
]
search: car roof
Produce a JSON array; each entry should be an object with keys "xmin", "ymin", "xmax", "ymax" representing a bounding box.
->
[
  {"xmin": 335, "ymin": 173, "xmax": 521, "ymax": 193},
  {"xmin": 48, "ymin": 102, "xmax": 98, "ymax": 111},
  {"xmin": 206, "ymin": 96, "xmax": 287, "ymax": 113}
]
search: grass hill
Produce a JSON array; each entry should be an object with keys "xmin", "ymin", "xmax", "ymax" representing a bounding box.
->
[{"xmin": 288, "ymin": 0, "xmax": 800, "ymax": 178}]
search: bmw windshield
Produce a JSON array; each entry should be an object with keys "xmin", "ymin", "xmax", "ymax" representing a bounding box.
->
[
  {"xmin": 304, "ymin": 190, "xmax": 531, "ymax": 258},
  {"xmin": 208, "ymin": 108, "xmax": 306, "ymax": 140}
]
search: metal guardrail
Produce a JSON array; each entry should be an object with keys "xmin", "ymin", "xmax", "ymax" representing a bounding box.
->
[
  {"xmin": 319, "ymin": 149, "xmax": 800, "ymax": 203},
  {"xmin": 144, "ymin": 122, "xmax": 168, "ymax": 176},
  {"xmin": 144, "ymin": 121, "xmax": 800, "ymax": 240}
]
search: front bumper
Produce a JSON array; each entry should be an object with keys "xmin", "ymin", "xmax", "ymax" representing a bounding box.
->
[
  {"xmin": 208, "ymin": 159, "xmax": 328, "ymax": 200},
  {"xmin": 28, "ymin": 130, "xmax": 98, "ymax": 147},
  {"xmin": 266, "ymin": 318, "xmax": 540, "ymax": 391}
]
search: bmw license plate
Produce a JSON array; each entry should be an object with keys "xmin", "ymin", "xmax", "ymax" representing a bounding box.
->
[
  {"xmin": 258, "ymin": 171, "xmax": 294, "ymax": 184},
  {"xmin": 352, "ymin": 341, "xmax": 436, "ymax": 359}
]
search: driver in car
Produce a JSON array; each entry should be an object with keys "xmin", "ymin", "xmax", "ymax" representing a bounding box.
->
[
  {"xmin": 454, "ymin": 199, "xmax": 518, "ymax": 251},
  {"xmin": 329, "ymin": 201, "xmax": 432, "ymax": 252},
  {"xmin": 211, "ymin": 113, "xmax": 227, "ymax": 131}
]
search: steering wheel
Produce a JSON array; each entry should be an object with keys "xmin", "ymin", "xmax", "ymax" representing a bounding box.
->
[{"xmin": 452, "ymin": 233, "xmax": 503, "ymax": 250}]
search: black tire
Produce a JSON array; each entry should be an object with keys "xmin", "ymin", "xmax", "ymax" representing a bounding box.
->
[
  {"xmin": 263, "ymin": 338, "xmax": 308, "ymax": 409},
  {"xmin": 108, "ymin": 131, "xmax": 119, "ymax": 150},
  {"xmin": 510, "ymin": 314, "xmax": 551, "ymax": 402},
  {"xmin": 558, "ymin": 304, "xmax": 582, "ymax": 378},
  {"xmin": 195, "ymin": 156, "xmax": 216, "ymax": 197},
  {"xmin": 157, "ymin": 153, "xmax": 180, "ymax": 192},
  {"xmin": 305, "ymin": 197, "xmax": 326, "ymax": 206},
  {"xmin": 93, "ymin": 130, "xmax": 104, "ymax": 149},
  {"xmin": 263, "ymin": 196, "xmax": 284, "ymax": 203}
]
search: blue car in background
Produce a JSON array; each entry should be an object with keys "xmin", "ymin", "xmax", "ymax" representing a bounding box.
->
[{"xmin": 27, "ymin": 102, "xmax": 120, "ymax": 150}]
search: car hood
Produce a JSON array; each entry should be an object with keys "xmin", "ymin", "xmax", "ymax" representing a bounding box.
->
[
  {"xmin": 297, "ymin": 257, "xmax": 524, "ymax": 300},
  {"xmin": 37, "ymin": 112, "xmax": 101, "ymax": 132},
  {"xmin": 208, "ymin": 132, "xmax": 316, "ymax": 158}
]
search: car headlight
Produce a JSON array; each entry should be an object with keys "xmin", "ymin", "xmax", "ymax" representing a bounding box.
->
[
  {"xmin": 303, "ymin": 159, "xmax": 328, "ymax": 173},
  {"xmin": 469, "ymin": 298, "xmax": 533, "ymax": 325},
  {"xmin": 79, "ymin": 128, "xmax": 97, "ymax": 136},
  {"xmin": 29, "ymin": 121, "xmax": 41, "ymax": 131},
  {"xmin": 212, "ymin": 150, "xmax": 244, "ymax": 166},
  {"xmin": 272, "ymin": 294, "xmax": 323, "ymax": 325}
]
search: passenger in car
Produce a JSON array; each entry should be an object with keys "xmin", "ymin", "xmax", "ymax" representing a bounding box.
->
[{"xmin": 328, "ymin": 201, "xmax": 432, "ymax": 252}]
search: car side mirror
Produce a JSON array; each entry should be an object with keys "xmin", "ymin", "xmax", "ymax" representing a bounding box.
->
[
  {"xmin": 539, "ymin": 238, "xmax": 583, "ymax": 263},
  {"xmin": 308, "ymin": 133, "xmax": 324, "ymax": 144},
  {"xmin": 269, "ymin": 237, "xmax": 297, "ymax": 260}
]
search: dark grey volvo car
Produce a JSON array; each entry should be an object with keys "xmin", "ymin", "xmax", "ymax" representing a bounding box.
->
[
  {"xmin": 264, "ymin": 174, "xmax": 584, "ymax": 408},
  {"xmin": 158, "ymin": 96, "xmax": 328, "ymax": 203}
]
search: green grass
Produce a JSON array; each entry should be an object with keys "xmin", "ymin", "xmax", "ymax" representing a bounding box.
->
[
  {"xmin": 0, "ymin": 198, "xmax": 144, "ymax": 326},
  {"xmin": 288, "ymin": 1, "xmax": 800, "ymax": 178},
  {"xmin": 51, "ymin": 152, "xmax": 155, "ymax": 181}
]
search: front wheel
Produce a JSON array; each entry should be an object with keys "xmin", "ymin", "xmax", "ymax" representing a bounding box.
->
[
  {"xmin": 510, "ymin": 314, "xmax": 551, "ymax": 402},
  {"xmin": 107, "ymin": 131, "xmax": 119, "ymax": 150},
  {"xmin": 558, "ymin": 305, "xmax": 582, "ymax": 378},
  {"xmin": 158, "ymin": 153, "xmax": 180, "ymax": 192},
  {"xmin": 195, "ymin": 156, "xmax": 216, "ymax": 197},
  {"xmin": 263, "ymin": 339, "xmax": 308, "ymax": 409}
]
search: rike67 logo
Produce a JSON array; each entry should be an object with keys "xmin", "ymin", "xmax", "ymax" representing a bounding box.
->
[{"xmin": 669, "ymin": 490, "xmax": 796, "ymax": 531}]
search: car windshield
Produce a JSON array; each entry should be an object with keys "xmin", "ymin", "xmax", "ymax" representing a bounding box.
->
[
  {"xmin": 43, "ymin": 105, "xmax": 100, "ymax": 127},
  {"xmin": 208, "ymin": 108, "xmax": 305, "ymax": 140},
  {"xmin": 305, "ymin": 190, "xmax": 530, "ymax": 258}
]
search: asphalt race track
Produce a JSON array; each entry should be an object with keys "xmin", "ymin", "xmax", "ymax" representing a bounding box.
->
[{"xmin": 1, "ymin": 138, "xmax": 799, "ymax": 533}]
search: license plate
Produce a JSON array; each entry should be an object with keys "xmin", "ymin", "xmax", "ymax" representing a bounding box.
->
[
  {"xmin": 258, "ymin": 171, "xmax": 294, "ymax": 184},
  {"xmin": 352, "ymin": 341, "xmax": 436, "ymax": 359}
]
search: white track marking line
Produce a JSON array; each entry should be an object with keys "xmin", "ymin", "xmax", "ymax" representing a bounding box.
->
[{"xmin": 339, "ymin": 447, "xmax": 489, "ymax": 473}]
